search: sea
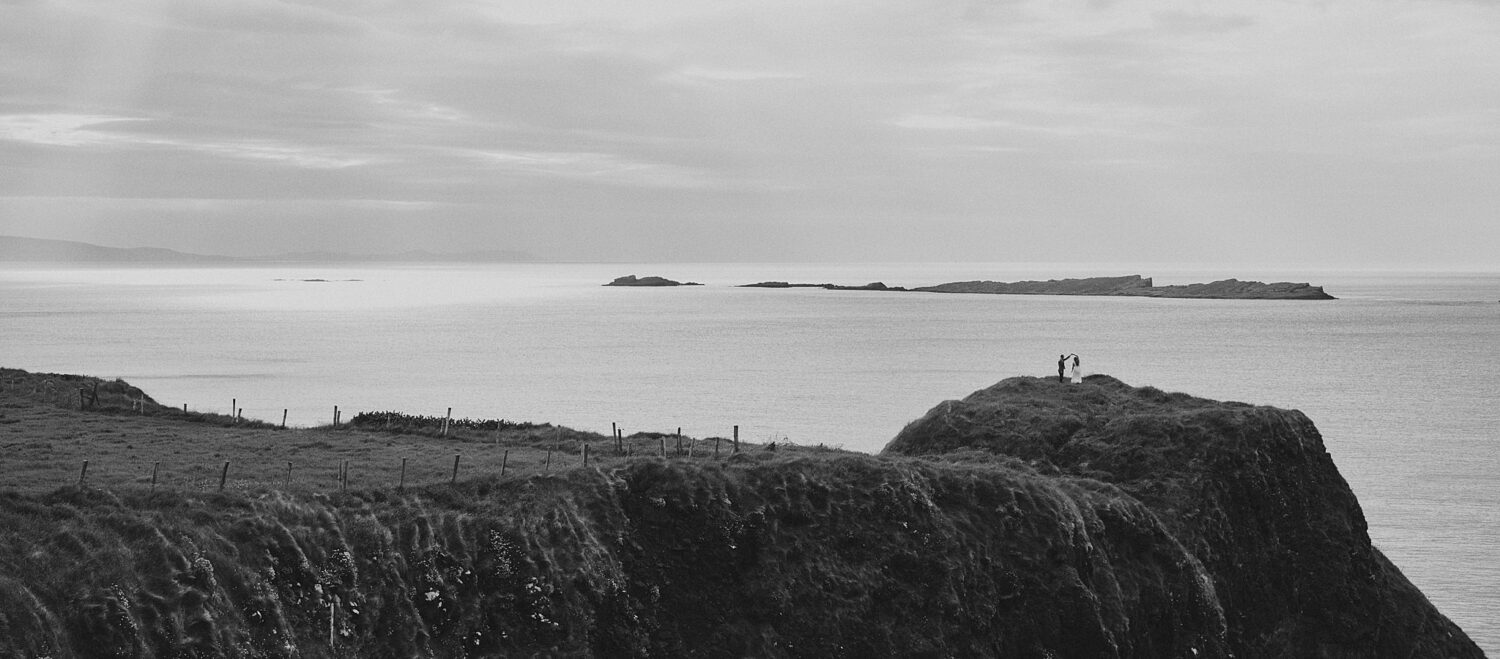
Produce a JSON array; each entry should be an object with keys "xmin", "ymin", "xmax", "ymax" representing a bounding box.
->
[{"xmin": 2, "ymin": 261, "xmax": 1496, "ymax": 652}]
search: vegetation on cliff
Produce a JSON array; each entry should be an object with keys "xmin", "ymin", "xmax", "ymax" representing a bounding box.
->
[
  {"xmin": 886, "ymin": 375, "xmax": 1477, "ymax": 657},
  {"xmin": 0, "ymin": 369, "xmax": 1477, "ymax": 657}
]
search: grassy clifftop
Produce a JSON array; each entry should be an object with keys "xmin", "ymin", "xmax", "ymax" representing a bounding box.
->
[
  {"xmin": 886, "ymin": 375, "xmax": 1480, "ymax": 657},
  {"xmin": 0, "ymin": 369, "xmax": 1481, "ymax": 657}
]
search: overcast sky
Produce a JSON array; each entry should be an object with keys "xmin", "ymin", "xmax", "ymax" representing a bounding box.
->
[{"xmin": 2, "ymin": 0, "xmax": 1497, "ymax": 265}]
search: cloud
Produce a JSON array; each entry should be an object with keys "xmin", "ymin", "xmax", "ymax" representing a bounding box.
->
[
  {"xmin": 2, "ymin": 0, "xmax": 1500, "ymax": 264},
  {"xmin": 0, "ymin": 114, "xmax": 147, "ymax": 147},
  {"xmin": 461, "ymin": 148, "xmax": 724, "ymax": 190},
  {"xmin": 0, "ymin": 113, "xmax": 372, "ymax": 169}
]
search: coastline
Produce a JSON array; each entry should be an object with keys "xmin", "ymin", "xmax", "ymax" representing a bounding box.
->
[
  {"xmin": 3, "ymin": 264, "xmax": 1497, "ymax": 653},
  {"xmin": 0, "ymin": 367, "xmax": 1481, "ymax": 656}
]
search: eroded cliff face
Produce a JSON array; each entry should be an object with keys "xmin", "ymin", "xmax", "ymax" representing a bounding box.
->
[
  {"xmin": 885, "ymin": 375, "xmax": 1481, "ymax": 658},
  {"xmin": 0, "ymin": 455, "xmax": 1229, "ymax": 658},
  {"xmin": 0, "ymin": 375, "xmax": 1478, "ymax": 657}
]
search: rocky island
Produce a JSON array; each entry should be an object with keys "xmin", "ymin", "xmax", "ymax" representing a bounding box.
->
[
  {"xmin": 613, "ymin": 274, "xmax": 1335, "ymax": 298},
  {"xmin": 0, "ymin": 369, "xmax": 1475, "ymax": 657},
  {"xmin": 740, "ymin": 281, "xmax": 908, "ymax": 291},
  {"xmin": 913, "ymin": 275, "xmax": 1335, "ymax": 299},
  {"xmin": 604, "ymin": 274, "xmax": 702, "ymax": 286},
  {"xmin": 741, "ymin": 275, "xmax": 1335, "ymax": 299}
]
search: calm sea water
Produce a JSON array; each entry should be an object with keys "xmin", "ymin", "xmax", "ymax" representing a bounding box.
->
[{"xmin": 3, "ymin": 262, "xmax": 1497, "ymax": 651}]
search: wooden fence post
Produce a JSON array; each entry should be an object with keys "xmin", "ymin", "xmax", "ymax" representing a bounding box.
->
[
  {"xmin": 583, "ymin": 444, "xmax": 590, "ymax": 467},
  {"xmin": 660, "ymin": 437, "xmax": 665, "ymax": 457},
  {"xmin": 451, "ymin": 454, "xmax": 460, "ymax": 483},
  {"xmin": 219, "ymin": 461, "xmax": 230, "ymax": 492},
  {"xmin": 150, "ymin": 461, "xmax": 159, "ymax": 491},
  {"xmin": 78, "ymin": 460, "xmax": 88, "ymax": 486},
  {"xmin": 333, "ymin": 405, "xmax": 339, "ymax": 428},
  {"xmin": 282, "ymin": 409, "xmax": 288, "ymax": 429},
  {"xmin": 733, "ymin": 425, "xmax": 739, "ymax": 453},
  {"xmin": 442, "ymin": 408, "xmax": 452, "ymax": 437},
  {"xmin": 286, "ymin": 461, "xmax": 293, "ymax": 489},
  {"xmin": 500, "ymin": 450, "xmax": 509, "ymax": 478},
  {"xmin": 715, "ymin": 437, "xmax": 721, "ymax": 458}
]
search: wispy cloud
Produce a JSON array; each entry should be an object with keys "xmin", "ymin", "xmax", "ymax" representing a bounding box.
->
[
  {"xmin": 0, "ymin": 114, "xmax": 149, "ymax": 147},
  {"xmin": 0, "ymin": 113, "xmax": 372, "ymax": 169},
  {"xmin": 462, "ymin": 148, "xmax": 722, "ymax": 189}
]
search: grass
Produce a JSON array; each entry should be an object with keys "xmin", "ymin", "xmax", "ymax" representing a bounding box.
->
[
  {"xmin": 0, "ymin": 367, "xmax": 1480, "ymax": 658},
  {"xmin": 0, "ymin": 368, "xmax": 833, "ymax": 497}
]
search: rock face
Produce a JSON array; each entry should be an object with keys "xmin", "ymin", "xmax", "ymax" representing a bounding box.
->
[
  {"xmin": 914, "ymin": 275, "xmax": 1335, "ymax": 299},
  {"xmin": 0, "ymin": 374, "xmax": 1476, "ymax": 657},
  {"xmin": 604, "ymin": 275, "xmax": 701, "ymax": 287},
  {"xmin": 885, "ymin": 375, "xmax": 1480, "ymax": 657},
  {"xmin": 2, "ymin": 459, "xmax": 1239, "ymax": 658}
]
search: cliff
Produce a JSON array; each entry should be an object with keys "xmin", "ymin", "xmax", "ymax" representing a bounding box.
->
[
  {"xmin": 0, "ymin": 457, "xmax": 1236, "ymax": 658},
  {"xmin": 0, "ymin": 373, "xmax": 1476, "ymax": 657},
  {"xmin": 885, "ymin": 375, "xmax": 1479, "ymax": 657}
]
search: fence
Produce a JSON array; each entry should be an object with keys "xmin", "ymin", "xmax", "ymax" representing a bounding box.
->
[
  {"xmin": 2, "ymin": 371, "xmax": 829, "ymax": 496},
  {"xmin": 44, "ymin": 423, "xmax": 793, "ymax": 496}
]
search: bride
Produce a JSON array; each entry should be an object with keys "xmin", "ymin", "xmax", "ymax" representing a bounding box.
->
[{"xmin": 1068, "ymin": 354, "xmax": 1082, "ymax": 384}]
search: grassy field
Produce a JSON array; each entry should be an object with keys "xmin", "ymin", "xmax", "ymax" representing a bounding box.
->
[{"xmin": 0, "ymin": 367, "xmax": 813, "ymax": 496}]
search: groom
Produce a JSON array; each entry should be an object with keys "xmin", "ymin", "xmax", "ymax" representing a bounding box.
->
[{"xmin": 1057, "ymin": 354, "xmax": 1067, "ymax": 383}]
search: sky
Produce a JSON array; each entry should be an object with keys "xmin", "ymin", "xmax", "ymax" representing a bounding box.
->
[{"xmin": 1, "ymin": 0, "xmax": 1497, "ymax": 265}]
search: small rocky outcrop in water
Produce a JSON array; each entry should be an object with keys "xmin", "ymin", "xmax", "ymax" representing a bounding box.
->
[
  {"xmin": 885, "ymin": 375, "xmax": 1479, "ymax": 657},
  {"xmin": 604, "ymin": 275, "xmax": 701, "ymax": 286},
  {"xmin": 740, "ymin": 281, "xmax": 908, "ymax": 291}
]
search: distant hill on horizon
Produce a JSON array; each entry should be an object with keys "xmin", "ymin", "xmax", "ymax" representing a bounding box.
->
[{"xmin": 0, "ymin": 235, "xmax": 539, "ymax": 264}]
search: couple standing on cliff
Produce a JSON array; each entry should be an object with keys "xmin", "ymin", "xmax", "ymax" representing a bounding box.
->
[{"xmin": 1057, "ymin": 354, "xmax": 1082, "ymax": 384}]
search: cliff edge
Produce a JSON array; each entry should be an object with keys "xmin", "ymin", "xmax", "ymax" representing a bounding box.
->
[
  {"xmin": 885, "ymin": 375, "xmax": 1479, "ymax": 657},
  {"xmin": 0, "ymin": 373, "xmax": 1477, "ymax": 657}
]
